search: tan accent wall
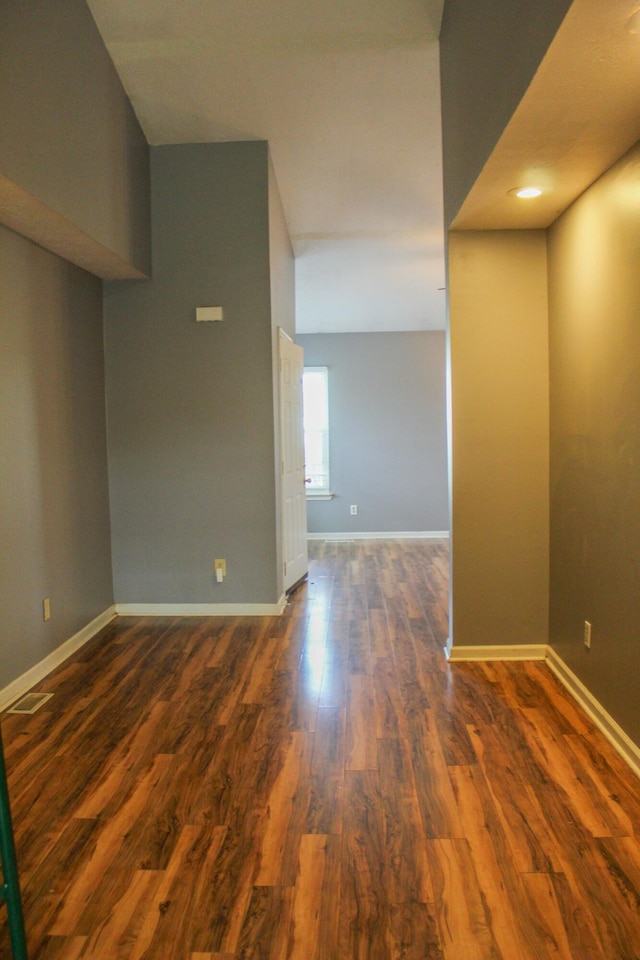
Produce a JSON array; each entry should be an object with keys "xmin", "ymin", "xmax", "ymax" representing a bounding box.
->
[
  {"xmin": 448, "ymin": 231, "xmax": 549, "ymax": 647},
  {"xmin": 548, "ymin": 141, "xmax": 640, "ymax": 743}
]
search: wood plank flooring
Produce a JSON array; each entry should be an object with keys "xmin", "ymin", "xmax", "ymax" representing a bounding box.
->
[{"xmin": 1, "ymin": 539, "xmax": 640, "ymax": 959}]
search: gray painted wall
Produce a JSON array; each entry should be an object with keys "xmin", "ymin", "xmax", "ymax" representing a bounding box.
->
[
  {"xmin": 105, "ymin": 141, "xmax": 289, "ymax": 605},
  {"xmin": 439, "ymin": 0, "xmax": 572, "ymax": 228},
  {"xmin": 0, "ymin": 0, "xmax": 151, "ymax": 275},
  {"xmin": 0, "ymin": 224, "xmax": 114, "ymax": 690},
  {"xmin": 298, "ymin": 332, "xmax": 449, "ymax": 535},
  {"xmin": 548, "ymin": 141, "xmax": 640, "ymax": 745}
]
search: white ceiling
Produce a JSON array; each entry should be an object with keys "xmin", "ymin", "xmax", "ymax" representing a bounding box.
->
[{"xmin": 85, "ymin": 0, "xmax": 446, "ymax": 333}]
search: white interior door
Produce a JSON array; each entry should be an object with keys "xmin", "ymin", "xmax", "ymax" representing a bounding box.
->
[{"xmin": 278, "ymin": 329, "xmax": 308, "ymax": 592}]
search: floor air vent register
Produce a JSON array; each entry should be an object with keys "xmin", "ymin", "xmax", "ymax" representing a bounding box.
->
[{"xmin": 7, "ymin": 693, "xmax": 53, "ymax": 715}]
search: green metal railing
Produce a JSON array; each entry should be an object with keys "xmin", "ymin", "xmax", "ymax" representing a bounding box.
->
[{"xmin": 0, "ymin": 725, "xmax": 28, "ymax": 960}]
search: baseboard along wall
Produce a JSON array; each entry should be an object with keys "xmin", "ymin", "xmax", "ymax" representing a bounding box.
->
[
  {"xmin": 0, "ymin": 605, "xmax": 117, "ymax": 712},
  {"xmin": 115, "ymin": 597, "xmax": 288, "ymax": 617},
  {"xmin": 3, "ymin": 610, "xmax": 638, "ymax": 782},
  {"xmin": 0, "ymin": 597, "xmax": 287, "ymax": 712},
  {"xmin": 447, "ymin": 643, "xmax": 547, "ymax": 662},
  {"xmin": 447, "ymin": 642, "xmax": 640, "ymax": 782},
  {"xmin": 307, "ymin": 531, "xmax": 450, "ymax": 541}
]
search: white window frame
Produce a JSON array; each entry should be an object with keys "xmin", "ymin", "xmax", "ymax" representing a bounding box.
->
[{"xmin": 303, "ymin": 366, "xmax": 332, "ymax": 499}]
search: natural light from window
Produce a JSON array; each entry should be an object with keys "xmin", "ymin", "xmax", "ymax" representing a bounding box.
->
[{"xmin": 302, "ymin": 366, "xmax": 330, "ymax": 496}]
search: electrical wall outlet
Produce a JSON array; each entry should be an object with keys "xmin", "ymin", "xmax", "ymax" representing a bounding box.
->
[
  {"xmin": 584, "ymin": 620, "xmax": 592, "ymax": 649},
  {"xmin": 43, "ymin": 597, "xmax": 51, "ymax": 621},
  {"xmin": 214, "ymin": 558, "xmax": 226, "ymax": 582},
  {"xmin": 350, "ymin": 504, "xmax": 358, "ymax": 515}
]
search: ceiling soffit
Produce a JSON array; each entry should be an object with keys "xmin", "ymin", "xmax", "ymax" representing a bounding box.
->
[{"xmin": 453, "ymin": 0, "xmax": 640, "ymax": 232}]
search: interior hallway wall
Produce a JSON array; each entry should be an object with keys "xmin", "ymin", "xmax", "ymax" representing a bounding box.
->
[
  {"xmin": 298, "ymin": 332, "xmax": 449, "ymax": 535},
  {"xmin": 439, "ymin": 0, "xmax": 572, "ymax": 228},
  {"xmin": 548, "ymin": 140, "xmax": 640, "ymax": 745},
  {"xmin": 0, "ymin": 225, "xmax": 114, "ymax": 691},
  {"xmin": 0, "ymin": 0, "xmax": 150, "ymax": 276},
  {"xmin": 448, "ymin": 231, "xmax": 549, "ymax": 649},
  {"xmin": 0, "ymin": 0, "xmax": 152, "ymax": 696},
  {"xmin": 105, "ymin": 142, "xmax": 290, "ymax": 606}
]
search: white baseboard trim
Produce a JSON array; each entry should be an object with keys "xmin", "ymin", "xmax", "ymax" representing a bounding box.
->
[
  {"xmin": 307, "ymin": 531, "xmax": 450, "ymax": 541},
  {"xmin": 446, "ymin": 641, "xmax": 640, "ymax": 780},
  {"xmin": 0, "ymin": 605, "xmax": 116, "ymax": 712},
  {"xmin": 115, "ymin": 596, "xmax": 288, "ymax": 617},
  {"xmin": 546, "ymin": 646, "xmax": 640, "ymax": 780},
  {"xmin": 447, "ymin": 643, "xmax": 548, "ymax": 662}
]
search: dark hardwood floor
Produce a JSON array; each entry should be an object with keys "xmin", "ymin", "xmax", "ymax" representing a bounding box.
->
[{"xmin": 1, "ymin": 539, "xmax": 640, "ymax": 959}]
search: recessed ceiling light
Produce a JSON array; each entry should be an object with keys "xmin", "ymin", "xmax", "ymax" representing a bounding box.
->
[{"xmin": 508, "ymin": 186, "xmax": 543, "ymax": 199}]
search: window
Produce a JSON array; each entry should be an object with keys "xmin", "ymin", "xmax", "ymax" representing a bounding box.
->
[{"xmin": 303, "ymin": 366, "xmax": 330, "ymax": 497}]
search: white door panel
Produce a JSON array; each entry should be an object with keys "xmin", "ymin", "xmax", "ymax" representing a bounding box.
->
[{"xmin": 279, "ymin": 329, "xmax": 308, "ymax": 592}]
